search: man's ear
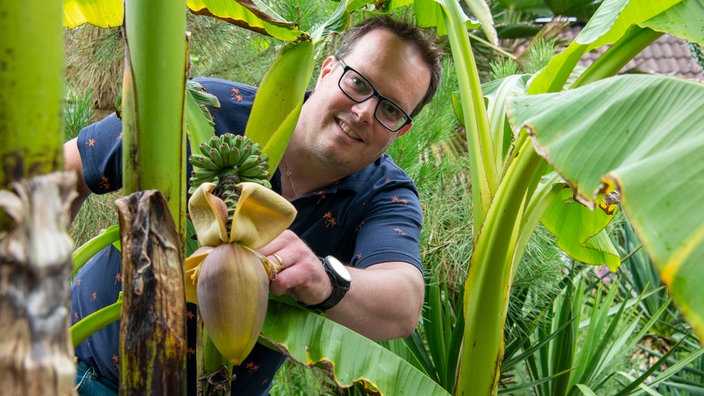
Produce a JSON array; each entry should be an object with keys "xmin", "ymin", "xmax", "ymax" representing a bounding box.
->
[
  {"xmin": 396, "ymin": 123, "xmax": 413, "ymax": 137},
  {"xmin": 316, "ymin": 56, "xmax": 337, "ymax": 85}
]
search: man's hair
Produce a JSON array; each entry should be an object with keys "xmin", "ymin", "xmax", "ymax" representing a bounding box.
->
[{"xmin": 336, "ymin": 15, "xmax": 444, "ymax": 118}]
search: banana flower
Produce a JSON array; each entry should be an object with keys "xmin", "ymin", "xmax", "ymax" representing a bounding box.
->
[{"xmin": 185, "ymin": 181, "xmax": 296, "ymax": 365}]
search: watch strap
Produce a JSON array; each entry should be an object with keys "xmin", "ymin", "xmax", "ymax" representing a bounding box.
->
[{"xmin": 302, "ymin": 256, "xmax": 350, "ymax": 313}]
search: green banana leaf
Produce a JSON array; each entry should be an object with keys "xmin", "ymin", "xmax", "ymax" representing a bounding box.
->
[
  {"xmin": 416, "ymin": 0, "xmax": 480, "ymax": 38},
  {"xmin": 464, "ymin": 0, "xmax": 498, "ymax": 45},
  {"xmin": 262, "ymin": 300, "xmax": 451, "ymax": 395},
  {"xmin": 643, "ymin": 0, "xmax": 704, "ymax": 42},
  {"xmin": 64, "ymin": 0, "xmax": 123, "ymax": 28},
  {"xmin": 186, "ymin": 0, "xmax": 303, "ymax": 41},
  {"xmin": 541, "ymin": 188, "xmax": 619, "ymax": 271},
  {"xmin": 480, "ymin": 76, "xmax": 620, "ymax": 269},
  {"xmin": 244, "ymin": 40, "xmax": 314, "ymax": 175},
  {"xmin": 64, "ymin": 0, "xmax": 306, "ymax": 42},
  {"xmin": 528, "ymin": 0, "xmax": 683, "ymax": 94},
  {"xmin": 184, "ymin": 80, "xmax": 220, "ymax": 156},
  {"xmin": 310, "ymin": 0, "xmax": 376, "ymax": 43},
  {"xmin": 507, "ymin": 74, "xmax": 704, "ymax": 342}
]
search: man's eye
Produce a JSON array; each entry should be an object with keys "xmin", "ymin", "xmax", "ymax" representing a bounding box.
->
[
  {"xmin": 350, "ymin": 76, "xmax": 369, "ymax": 92},
  {"xmin": 381, "ymin": 102, "xmax": 399, "ymax": 117}
]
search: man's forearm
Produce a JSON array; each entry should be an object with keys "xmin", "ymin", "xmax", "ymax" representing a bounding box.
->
[
  {"xmin": 325, "ymin": 262, "xmax": 424, "ymax": 341},
  {"xmin": 63, "ymin": 138, "xmax": 92, "ymax": 220}
]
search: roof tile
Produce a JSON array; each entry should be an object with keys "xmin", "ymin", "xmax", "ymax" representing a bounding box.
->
[{"xmin": 564, "ymin": 28, "xmax": 704, "ymax": 81}]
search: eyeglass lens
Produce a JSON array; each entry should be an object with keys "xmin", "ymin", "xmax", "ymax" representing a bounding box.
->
[{"xmin": 338, "ymin": 67, "xmax": 409, "ymax": 132}]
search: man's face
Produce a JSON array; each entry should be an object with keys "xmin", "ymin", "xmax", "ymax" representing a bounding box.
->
[{"xmin": 293, "ymin": 28, "xmax": 431, "ymax": 175}]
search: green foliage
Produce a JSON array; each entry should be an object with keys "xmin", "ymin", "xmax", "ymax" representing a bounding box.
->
[
  {"xmin": 524, "ymin": 38, "xmax": 557, "ymax": 72},
  {"xmin": 502, "ymin": 265, "xmax": 651, "ymax": 395},
  {"xmin": 187, "ymin": 13, "xmax": 279, "ymax": 85},
  {"xmin": 687, "ymin": 41, "xmax": 704, "ymax": 71},
  {"xmin": 490, "ymin": 56, "xmax": 520, "ymax": 80},
  {"xmin": 64, "ymin": 86, "xmax": 94, "ymax": 140},
  {"xmin": 387, "ymin": 53, "xmax": 568, "ymax": 394},
  {"xmin": 614, "ymin": 217, "xmax": 685, "ymax": 339},
  {"xmin": 613, "ymin": 217, "xmax": 704, "ymax": 394},
  {"xmin": 271, "ymin": 360, "xmax": 338, "ymax": 395},
  {"xmin": 64, "ymin": 25, "xmax": 123, "ymax": 111},
  {"xmin": 489, "ymin": 37, "xmax": 557, "ymax": 80},
  {"xmin": 504, "ymin": 224, "xmax": 563, "ymax": 342}
]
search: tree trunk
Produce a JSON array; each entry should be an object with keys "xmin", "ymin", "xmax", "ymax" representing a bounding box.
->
[
  {"xmin": 0, "ymin": 172, "xmax": 78, "ymax": 395},
  {"xmin": 116, "ymin": 190, "xmax": 186, "ymax": 395}
]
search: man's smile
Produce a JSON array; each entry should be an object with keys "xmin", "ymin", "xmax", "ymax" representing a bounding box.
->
[{"xmin": 337, "ymin": 118, "xmax": 363, "ymax": 142}]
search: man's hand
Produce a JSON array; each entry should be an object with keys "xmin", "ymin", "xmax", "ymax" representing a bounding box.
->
[
  {"xmin": 260, "ymin": 230, "xmax": 333, "ymax": 306},
  {"xmin": 259, "ymin": 230, "xmax": 424, "ymax": 341}
]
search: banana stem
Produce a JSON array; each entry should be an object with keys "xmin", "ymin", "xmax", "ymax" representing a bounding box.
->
[
  {"xmin": 198, "ymin": 327, "xmax": 233, "ymax": 395},
  {"xmin": 71, "ymin": 293, "xmax": 123, "ymax": 347},
  {"xmin": 71, "ymin": 225, "xmax": 120, "ymax": 277},
  {"xmin": 571, "ymin": 26, "xmax": 662, "ymax": 88},
  {"xmin": 457, "ymin": 139, "xmax": 544, "ymax": 394}
]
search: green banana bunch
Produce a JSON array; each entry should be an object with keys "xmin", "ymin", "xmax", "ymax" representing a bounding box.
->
[
  {"xmin": 189, "ymin": 133, "xmax": 272, "ymax": 235},
  {"xmin": 188, "ymin": 133, "xmax": 271, "ymax": 196}
]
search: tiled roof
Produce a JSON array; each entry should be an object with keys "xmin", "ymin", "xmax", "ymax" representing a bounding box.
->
[{"xmin": 565, "ymin": 28, "xmax": 704, "ymax": 82}]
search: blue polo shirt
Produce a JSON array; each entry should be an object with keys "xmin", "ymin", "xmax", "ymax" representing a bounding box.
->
[{"xmin": 71, "ymin": 78, "xmax": 423, "ymax": 395}]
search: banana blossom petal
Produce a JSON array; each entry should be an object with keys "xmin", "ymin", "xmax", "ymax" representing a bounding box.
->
[
  {"xmin": 230, "ymin": 182, "xmax": 297, "ymax": 249},
  {"xmin": 188, "ymin": 182, "xmax": 230, "ymax": 247},
  {"xmin": 186, "ymin": 182, "xmax": 297, "ymax": 303},
  {"xmin": 184, "ymin": 246, "xmax": 213, "ymax": 303}
]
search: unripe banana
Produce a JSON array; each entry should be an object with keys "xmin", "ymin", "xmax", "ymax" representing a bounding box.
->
[
  {"xmin": 190, "ymin": 167, "xmax": 219, "ymax": 187},
  {"xmin": 190, "ymin": 153, "xmax": 219, "ymax": 170},
  {"xmin": 227, "ymin": 134, "xmax": 245, "ymax": 150},
  {"xmin": 228, "ymin": 145, "xmax": 242, "ymax": 166},
  {"xmin": 207, "ymin": 147, "xmax": 225, "ymax": 168},
  {"xmin": 196, "ymin": 243, "xmax": 269, "ymax": 366},
  {"xmin": 192, "ymin": 167, "xmax": 219, "ymax": 180},
  {"xmin": 238, "ymin": 155, "xmax": 261, "ymax": 172},
  {"xmin": 239, "ymin": 176, "xmax": 272, "ymax": 188},
  {"xmin": 219, "ymin": 141, "xmax": 234, "ymax": 165},
  {"xmin": 239, "ymin": 144, "xmax": 253, "ymax": 159},
  {"xmin": 207, "ymin": 135, "xmax": 221, "ymax": 150},
  {"xmin": 240, "ymin": 164, "xmax": 267, "ymax": 178}
]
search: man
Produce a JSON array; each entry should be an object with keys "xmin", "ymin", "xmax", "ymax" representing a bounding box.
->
[{"xmin": 66, "ymin": 15, "xmax": 443, "ymax": 395}]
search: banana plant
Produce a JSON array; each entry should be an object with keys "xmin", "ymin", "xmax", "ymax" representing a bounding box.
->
[
  {"xmin": 414, "ymin": 0, "xmax": 704, "ymax": 394},
  {"xmin": 110, "ymin": 0, "xmax": 190, "ymax": 391},
  {"xmin": 62, "ymin": 0, "xmax": 704, "ymax": 395},
  {"xmin": 63, "ymin": 0, "xmax": 452, "ymax": 394},
  {"xmin": 0, "ymin": 0, "xmax": 76, "ymax": 393}
]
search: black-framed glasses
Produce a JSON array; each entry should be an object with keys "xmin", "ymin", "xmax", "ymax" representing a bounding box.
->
[{"xmin": 337, "ymin": 58, "xmax": 412, "ymax": 132}]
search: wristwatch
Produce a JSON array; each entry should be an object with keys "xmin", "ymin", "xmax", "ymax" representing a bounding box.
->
[{"xmin": 303, "ymin": 256, "xmax": 351, "ymax": 313}]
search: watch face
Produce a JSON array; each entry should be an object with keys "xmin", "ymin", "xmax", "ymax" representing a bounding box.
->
[{"xmin": 326, "ymin": 256, "xmax": 352, "ymax": 283}]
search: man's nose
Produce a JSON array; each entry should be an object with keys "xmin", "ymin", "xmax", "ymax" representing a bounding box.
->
[{"xmin": 351, "ymin": 96, "xmax": 378, "ymax": 124}]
